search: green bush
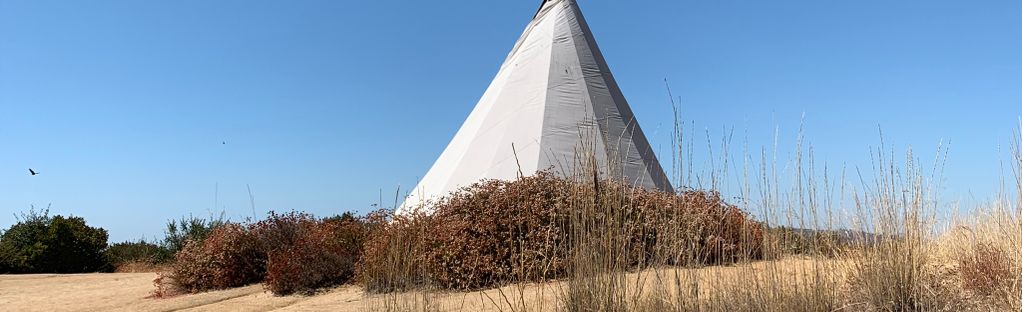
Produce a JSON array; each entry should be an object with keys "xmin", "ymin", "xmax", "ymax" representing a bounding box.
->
[
  {"xmin": 162, "ymin": 214, "xmax": 227, "ymax": 255},
  {"xmin": 106, "ymin": 239, "xmax": 171, "ymax": 267},
  {"xmin": 0, "ymin": 231, "xmax": 13, "ymax": 274},
  {"xmin": 0, "ymin": 208, "xmax": 111, "ymax": 273}
]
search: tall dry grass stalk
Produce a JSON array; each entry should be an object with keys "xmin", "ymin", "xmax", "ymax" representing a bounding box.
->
[
  {"xmin": 843, "ymin": 143, "xmax": 958, "ymax": 311},
  {"xmin": 558, "ymin": 125, "xmax": 642, "ymax": 312}
]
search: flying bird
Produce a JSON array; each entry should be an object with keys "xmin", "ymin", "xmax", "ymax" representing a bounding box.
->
[{"xmin": 29, "ymin": 168, "xmax": 38, "ymax": 176}]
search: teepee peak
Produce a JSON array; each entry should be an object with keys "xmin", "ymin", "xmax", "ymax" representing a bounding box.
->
[
  {"xmin": 536, "ymin": 0, "xmax": 559, "ymax": 13},
  {"xmin": 399, "ymin": 0, "xmax": 671, "ymax": 214}
]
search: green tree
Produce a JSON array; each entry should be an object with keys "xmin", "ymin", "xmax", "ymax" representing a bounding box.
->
[{"xmin": 0, "ymin": 207, "xmax": 111, "ymax": 273}]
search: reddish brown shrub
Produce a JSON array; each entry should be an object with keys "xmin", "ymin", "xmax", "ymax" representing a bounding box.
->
[
  {"xmin": 687, "ymin": 191, "xmax": 764, "ymax": 263},
  {"xmin": 260, "ymin": 212, "xmax": 369, "ymax": 295},
  {"xmin": 157, "ymin": 212, "xmax": 376, "ymax": 296},
  {"xmin": 629, "ymin": 188, "xmax": 763, "ymax": 266},
  {"xmin": 959, "ymin": 243, "xmax": 1013, "ymax": 296},
  {"xmin": 357, "ymin": 172, "xmax": 763, "ymax": 291},
  {"xmin": 163, "ymin": 223, "xmax": 265, "ymax": 293},
  {"xmin": 417, "ymin": 174, "xmax": 574, "ymax": 289}
]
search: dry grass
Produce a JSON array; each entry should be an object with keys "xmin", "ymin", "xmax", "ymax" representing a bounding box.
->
[
  {"xmin": 112, "ymin": 261, "xmax": 171, "ymax": 273},
  {"xmin": 357, "ymin": 257, "xmax": 841, "ymax": 312}
]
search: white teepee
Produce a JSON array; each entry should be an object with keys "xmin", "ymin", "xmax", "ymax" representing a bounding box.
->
[{"xmin": 400, "ymin": 0, "xmax": 672, "ymax": 214}]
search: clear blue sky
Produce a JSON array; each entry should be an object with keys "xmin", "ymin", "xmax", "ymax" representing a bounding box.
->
[{"xmin": 2, "ymin": 0, "xmax": 1020, "ymax": 242}]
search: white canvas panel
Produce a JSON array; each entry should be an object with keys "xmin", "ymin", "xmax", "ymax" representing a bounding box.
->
[{"xmin": 400, "ymin": 0, "xmax": 672, "ymax": 214}]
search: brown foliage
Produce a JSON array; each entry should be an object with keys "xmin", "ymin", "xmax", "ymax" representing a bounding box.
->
[
  {"xmin": 161, "ymin": 223, "xmax": 265, "ymax": 293},
  {"xmin": 157, "ymin": 212, "xmax": 376, "ymax": 296},
  {"xmin": 417, "ymin": 174, "xmax": 574, "ymax": 289},
  {"xmin": 259, "ymin": 212, "xmax": 368, "ymax": 295},
  {"xmin": 358, "ymin": 172, "xmax": 763, "ymax": 291}
]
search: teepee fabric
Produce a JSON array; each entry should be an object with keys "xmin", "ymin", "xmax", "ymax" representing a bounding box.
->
[{"xmin": 400, "ymin": 0, "xmax": 672, "ymax": 214}]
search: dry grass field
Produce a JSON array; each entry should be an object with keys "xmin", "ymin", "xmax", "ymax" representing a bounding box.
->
[{"xmin": 0, "ymin": 272, "xmax": 353, "ymax": 312}]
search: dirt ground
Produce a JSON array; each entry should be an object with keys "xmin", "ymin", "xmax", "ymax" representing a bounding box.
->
[
  {"xmin": 0, "ymin": 257, "xmax": 833, "ymax": 312},
  {"xmin": 0, "ymin": 272, "xmax": 550, "ymax": 312},
  {"xmin": 0, "ymin": 273, "xmax": 361, "ymax": 312}
]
